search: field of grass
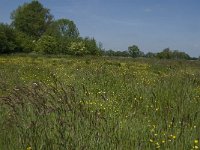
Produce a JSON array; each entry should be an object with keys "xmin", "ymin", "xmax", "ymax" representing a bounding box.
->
[{"xmin": 0, "ymin": 55, "xmax": 199, "ymax": 149}]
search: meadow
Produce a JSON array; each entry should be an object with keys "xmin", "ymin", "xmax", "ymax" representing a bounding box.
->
[{"xmin": 0, "ymin": 55, "xmax": 199, "ymax": 150}]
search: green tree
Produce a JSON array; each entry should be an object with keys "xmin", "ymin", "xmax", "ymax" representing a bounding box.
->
[
  {"xmin": 172, "ymin": 50, "xmax": 190, "ymax": 60},
  {"xmin": 145, "ymin": 52, "xmax": 156, "ymax": 58},
  {"xmin": 157, "ymin": 48, "xmax": 173, "ymax": 59},
  {"xmin": 0, "ymin": 23, "xmax": 18, "ymax": 54},
  {"xmin": 11, "ymin": 1, "xmax": 53, "ymax": 38},
  {"xmin": 83, "ymin": 37, "xmax": 100, "ymax": 55},
  {"xmin": 46, "ymin": 19, "xmax": 79, "ymax": 38},
  {"xmin": 105, "ymin": 49, "xmax": 115, "ymax": 56},
  {"xmin": 157, "ymin": 48, "xmax": 190, "ymax": 60},
  {"xmin": 45, "ymin": 19, "xmax": 80, "ymax": 54},
  {"xmin": 35, "ymin": 35, "xmax": 58, "ymax": 54},
  {"xmin": 128, "ymin": 45, "xmax": 140, "ymax": 58}
]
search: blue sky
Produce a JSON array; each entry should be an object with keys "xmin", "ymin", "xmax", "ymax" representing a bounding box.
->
[{"xmin": 0, "ymin": 0, "xmax": 200, "ymax": 57}]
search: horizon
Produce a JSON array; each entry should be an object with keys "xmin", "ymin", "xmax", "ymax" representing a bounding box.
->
[{"xmin": 1, "ymin": 0, "xmax": 200, "ymax": 57}]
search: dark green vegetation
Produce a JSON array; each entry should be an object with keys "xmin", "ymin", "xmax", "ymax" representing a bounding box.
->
[{"xmin": 0, "ymin": 55, "xmax": 199, "ymax": 149}]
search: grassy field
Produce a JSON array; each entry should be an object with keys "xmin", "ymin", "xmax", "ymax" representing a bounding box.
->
[{"xmin": 0, "ymin": 55, "xmax": 199, "ymax": 150}]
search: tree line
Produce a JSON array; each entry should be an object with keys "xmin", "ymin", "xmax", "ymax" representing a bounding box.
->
[
  {"xmin": 0, "ymin": 1, "xmax": 101, "ymax": 55},
  {"xmin": 101, "ymin": 47, "xmax": 194, "ymax": 60},
  {"xmin": 0, "ymin": 1, "xmax": 196, "ymax": 60}
]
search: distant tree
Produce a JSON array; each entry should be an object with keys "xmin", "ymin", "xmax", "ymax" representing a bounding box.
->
[
  {"xmin": 145, "ymin": 52, "xmax": 156, "ymax": 58},
  {"xmin": 120, "ymin": 51, "xmax": 130, "ymax": 57},
  {"xmin": 83, "ymin": 37, "xmax": 100, "ymax": 55},
  {"xmin": 45, "ymin": 19, "xmax": 81, "ymax": 54},
  {"xmin": 128, "ymin": 45, "xmax": 140, "ymax": 58},
  {"xmin": 157, "ymin": 48, "xmax": 173, "ymax": 59},
  {"xmin": 190, "ymin": 57, "xmax": 198, "ymax": 60},
  {"xmin": 99, "ymin": 49, "xmax": 106, "ymax": 56},
  {"xmin": 98, "ymin": 42, "xmax": 103, "ymax": 52},
  {"xmin": 172, "ymin": 50, "xmax": 190, "ymax": 60},
  {"xmin": 46, "ymin": 19, "xmax": 79, "ymax": 38},
  {"xmin": 156, "ymin": 48, "xmax": 191, "ymax": 60},
  {"xmin": 111, "ymin": 50, "xmax": 130, "ymax": 57},
  {"xmin": 0, "ymin": 23, "xmax": 18, "ymax": 54},
  {"xmin": 106, "ymin": 49, "xmax": 116, "ymax": 56},
  {"xmin": 11, "ymin": 1, "xmax": 53, "ymax": 38},
  {"xmin": 138, "ymin": 51, "xmax": 145, "ymax": 57},
  {"xmin": 101, "ymin": 49, "xmax": 130, "ymax": 57}
]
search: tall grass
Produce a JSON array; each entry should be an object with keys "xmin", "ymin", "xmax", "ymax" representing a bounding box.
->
[{"xmin": 0, "ymin": 55, "xmax": 199, "ymax": 149}]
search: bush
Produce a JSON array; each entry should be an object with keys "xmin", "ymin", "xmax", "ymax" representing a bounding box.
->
[
  {"xmin": 69, "ymin": 41, "xmax": 87, "ymax": 56},
  {"xmin": 0, "ymin": 24, "xmax": 18, "ymax": 54},
  {"xmin": 83, "ymin": 37, "xmax": 100, "ymax": 55},
  {"xmin": 16, "ymin": 31, "xmax": 36, "ymax": 53},
  {"xmin": 57, "ymin": 37, "xmax": 73, "ymax": 55},
  {"xmin": 35, "ymin": 35, "xmax": 59, "ymax": 54}
]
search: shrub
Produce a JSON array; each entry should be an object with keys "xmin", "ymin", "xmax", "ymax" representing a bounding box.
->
[
  {"xmin": 69, "ymin": 41, "xmax": 87, "ymax": 56},
  {"xmin": 15, "ymin": 31, "xmax": 36, "ymax": 53},
  {"xmin": 83, "ymin": 37, "xmax": 100, "ymax": 55},
  {"xmin": 35, "ymin": 35, "xmax": 59, "ymax": 54},
  {"xmin": 0, "ymin": 23, "xmax": 18, "ymax": 54}
]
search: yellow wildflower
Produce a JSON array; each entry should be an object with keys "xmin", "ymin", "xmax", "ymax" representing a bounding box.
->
[
  {"xmin": 27, "ymin": 147, "xmax": 32, "ymax": 150},
  {"xmin": 194, "ymin": 140, "xmax": 198, "ymax": 144},
  {"xmin": 162, "ymin": 140, "xmax": 165, "ymax": 143},
  {"xmin": 150, "ymin": 139, "xmax": 153, "ymax": 142},
  {"xmin": 156, "ymin": 145, "xmax": 160, "ymax": 149}
]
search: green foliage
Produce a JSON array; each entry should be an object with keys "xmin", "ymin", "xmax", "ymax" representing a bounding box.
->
[
  {"xmin": 11, "ymin": 1, "xmax": 53, "ymax": 38},
  {"xmin": 56, "ymin": 37, "xmax": 72, "ymax": 54},
  {"xmin": 2, "ymin": 1, "xmax": 101, "ymax": 56},
  {"xmin": 83, "ymin": 37, "xmax": 100, "ymax": 55},
  {"xmin": 35, "ymin": 35, "xmax": 59, "ymax": 54},
  {"xmin": 69, "ymin": 41, "xmax": 87, "ymax": 55},
  {"xmin": 45, "ymin": 19, "xmax": 80, "ymax": 54},
  {"xmin": 46, "ymin": 19, "xmax": 79, "ymax": 38},
  {"xmin": 0, "ymin": 23, "xmax": 18, "ymax": 54},
  {"xmin": 173, "ymin": 50, "xmax": 190, "ymax": 59},
  {"xmin": 105, "ymin": 49, "xmax": 116, "ymax": 56},
  {"xmin": 145, "ymin": 52, "xmax": 156, "ymax": 58},
  {"xmin": 102, "ymin": 49, "xmax": 130, "ymax": 57},
  {"xmin": 15, "ymin": 31, "xmax": 35, "ymax": 53},
  {"xmin": 128, "ymin": 45, "xmax": 140, "ymax": 58},
  {"xmin": 114, "ymin": 51, "xmax": 130, "ymax": 57},
  {"xmin": 157, "ymin": 48, "xmax": 172, "ymax": 59},
  {"xmin": 157, "ymin": 48, "xmax": 190, "ymax": 60},
  {"xmin": 45, "ymin": 18, "xmax": 81, "ymax": 55}
]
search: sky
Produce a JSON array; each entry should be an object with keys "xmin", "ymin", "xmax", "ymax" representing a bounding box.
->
[{"xmin": 0, "ymin": 0, "xmax": 200, "ymax": 57}]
